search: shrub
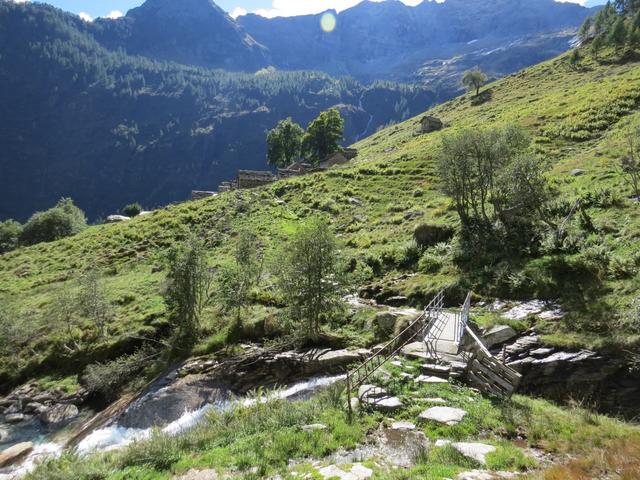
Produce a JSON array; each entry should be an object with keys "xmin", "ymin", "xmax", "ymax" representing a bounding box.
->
[
  {"xmin": 274, "ymin": 217, "xmax": 346, "ymax": 340},
  {"xmin": 0, "ymin": 219, "xmax": 22, "ymax": 253},
  {"xmin": 418, "ymin": 252, "xmax": 443, "ymax": 273},
  {"xmin": 121, "ymin": 203, "xmax": 143, "ymax": 217},
  {"xmin": 20, "ymin": 198, "xmax": 87, "ymax": 246},
  {"xmin": 401, "ymin": 239, "xmax": 422, "ymax": 267},
  {"xmin": 413, "ymin": 223, "xmax": 454, "ymax": 249},
  {"xmin": 83, "ymin": 348, "xmax": 155, "ymax": 399},
  {"xmin": 164, "ymin": 236, "xmax": 214, "ymax": 349}
]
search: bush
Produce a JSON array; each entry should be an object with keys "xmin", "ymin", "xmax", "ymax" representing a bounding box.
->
[
  {"xmin": 413, "ymin": 223, "xmax": 454, "ymax": 249},
  {"xmin": 418, "ymin": 252, "xmax": 443, "ymax": 273},
  {"xmin": 20, "ymin": 198, "xmax": 87, "ymax": 246},
  {"xmin": 121, "ymin": 203, "xmax": 143, "ymax": 217},
  {"xmin": 0, "ymin": 219, "xmax": 22, "ymax": 253},
  {"xmin": 401, "ymin": 239, "xmax": 422, "ymax": 267},
  {"xmin": 83, "ymin": 348, "xmax": 155, "ymax": 399}
]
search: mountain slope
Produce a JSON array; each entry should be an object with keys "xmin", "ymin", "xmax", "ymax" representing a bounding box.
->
[
  {"xmin": 92, "ymin": 0, "xmax": 268, "ymax": 71},
  {"xmin": 0, "ymin": 1, "xmax": 435, "ymax": 221},
  {"xmin": 238, "ymin": 0, "xmax": 594, "ymax": 83},
  {"xmin": 1, "ymin": 45, "xmax": 639, "ymax": 390}
]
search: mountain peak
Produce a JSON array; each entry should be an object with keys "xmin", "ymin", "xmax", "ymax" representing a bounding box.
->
[
  {"xmin": 127, "ymin": 0, "xmax": 228, "ymax": 20},
  {"xmin": 114, "ymin": 0, "xmax": 268, "ymax": 71}
]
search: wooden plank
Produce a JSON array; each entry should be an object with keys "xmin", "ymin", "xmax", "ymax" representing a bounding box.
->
[{"xmin": 471, "ymin": 359, "xmax": 514, "ymax": 392}]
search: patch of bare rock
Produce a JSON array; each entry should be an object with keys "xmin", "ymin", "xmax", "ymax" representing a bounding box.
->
[{"xmin": 418, "ymin": 406, "xmax": 468, "ymax": 426}]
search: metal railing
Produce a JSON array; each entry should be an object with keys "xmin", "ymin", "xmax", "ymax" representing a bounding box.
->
[
  {"xmin": 453, "ymin": 291, "xmax": 472, "ymax": 345},
  {"xmin": 346, "ymin": 290, "xmax": 444, "ymax": 415}
]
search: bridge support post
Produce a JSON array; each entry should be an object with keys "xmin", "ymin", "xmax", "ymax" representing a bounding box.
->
[{"xmin": 346, "ymin": 372, "xmax": 353, "ymax": 422}]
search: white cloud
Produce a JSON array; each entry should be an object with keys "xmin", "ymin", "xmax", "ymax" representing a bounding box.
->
[
  {"xmin": 230, "ymin": 6, "xmax": 248, "ymax": 18},
  {"xmin": 78, "ymin": 11, "xmax": 93, "ymax": 22},
  {"xmin": 104, "ymin": 10, "xmax": 124, "ymax": 19},
  {"xmin": 251, "ymin": 0, "xmax": 423, "ymax": 18}
]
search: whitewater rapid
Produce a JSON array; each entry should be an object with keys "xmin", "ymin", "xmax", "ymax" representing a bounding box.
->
[{"xmin": 77, "ymin": 374, "xmax": 345, "ymax": 454}]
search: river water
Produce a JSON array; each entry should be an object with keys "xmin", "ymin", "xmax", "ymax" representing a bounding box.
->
[{"xmin": 0, "ymin": 374, "xmax": 345, "ymax": 479}]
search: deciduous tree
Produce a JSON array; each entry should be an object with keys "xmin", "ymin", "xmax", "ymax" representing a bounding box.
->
[
  {"xmin": 164, "ymin": 236, "xmax": 214, "ymax": 349},
  {"xmin": 266, "ymin": 117, "xmax": 304, "ymax": 167},
  {"xmin": 462, "ymin": 68, "xmax": 488, "ymax": 97},
  {"xmin": 302, "ymin": 109, "xmax": 344, "ymax": 163},
  {"xmin": 275, "ymin": 217, "xmax": 344, "ymax": 340}
]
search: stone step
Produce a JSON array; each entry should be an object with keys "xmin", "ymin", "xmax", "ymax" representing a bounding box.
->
[{"xmin": 421, "ymin": 363, "xmax": 451, "ymax": 378}]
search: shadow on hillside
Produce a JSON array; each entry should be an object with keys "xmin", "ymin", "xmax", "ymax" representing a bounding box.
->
[
  {"xmin": 471, "ymin": 88, "xmax": 493, "ymax": 106},
  {"xmin": 598, "ymin": 49, "xmax": 640, "ymax": 65}
]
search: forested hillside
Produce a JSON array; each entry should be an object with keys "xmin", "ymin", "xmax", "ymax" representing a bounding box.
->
[{"xmin": 0, "ymin": 1, "xmax": 434, "ymax": 221}]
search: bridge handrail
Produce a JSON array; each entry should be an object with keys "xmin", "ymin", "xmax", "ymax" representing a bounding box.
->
[
  {"xmin": 454, "ymin": 291, "xmax": 472, "ymax": 345},
  {"xmin": 347, "ymin": 290, "xmax": 444, "ymax": 392}
]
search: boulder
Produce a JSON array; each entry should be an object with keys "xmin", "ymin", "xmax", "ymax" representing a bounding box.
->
[
  {"xmin": 385, "ymin": 296, "xmax": 409, "ymax": 307},
  {"xmin": 373, "ymin": 312, "xmax": 397, "ymax": 338},
  {"xmin": 482, "ymin": 325, "xmax": 518, "ymax": 349},
  {"xmin": 4, "ymin": 413, "xmax": 26, "ymax": 424},
  {"xmin": 311, "ymin": 349, "xmax": 365, "ymax": 370},
  {"xmin": 570, "ymin": 168, "xmax": 586, "ymax": 176},
  {"xmin": 0, "ymin": 442, "xmax": 33, "ymax": 468},
  {"xmin": 419, "ymin": 406, "xmax": 467, "ymax": 426},
  {"xmin": 117, "ymin": 379, "xmax": 229, "ymax": 429},
  {"xmin": 451, "ymin": 442, "xmax": 497, "ymax": 465},
  {"xmin": 39, "ymin": 403, "xmax": 79, "ymax": 426},
  {"xmin": 24, "ymin": 402, "xmax": 47, "ymax": 414}
]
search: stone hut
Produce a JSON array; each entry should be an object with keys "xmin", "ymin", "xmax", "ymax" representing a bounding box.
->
[
  {"xmin": 317, "ymin": 152, "xmax": 349, "ymax": 170},
  {"xmin": 343, "ymin": 148, "xmax": 358, "ymax": 160},
  {"xmin": 278, "ymin": 160, "xmax": 314, "ymax": 179},
  {"xmin": 236, "ymin": 170, "xmax": 277, "ymax": 189},
  {"xmin": 420, "ymin": 115, "xmax": 444, "ymax": 134}
]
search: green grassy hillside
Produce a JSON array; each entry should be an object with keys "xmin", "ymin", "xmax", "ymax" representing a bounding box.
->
[{"xmin": 1, "ymin": 47, "xmax": 640, "ymax": 390}]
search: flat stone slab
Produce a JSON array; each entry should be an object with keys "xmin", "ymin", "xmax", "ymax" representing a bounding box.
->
[
  {"xmin": 452, "ymin": 442, "xmax": 497, "ymax": 464},
  {"xmin": 421, "ymin": 363, "xmax": 451, "ymax": 376},
  {"xmin": 423, "ymin": 397, "xmax": 448, "ymax": 404},
  {"xmin": 318, "ymin": 463, "xmax": 373, "ymax": 480},
  {"xmin": 302, "ymin": 423, "xmax": 327, "ymax": 432},
  {"xmin": 457, "ymin": 471, "xmax": 520, "ymax": 480},
  {"xmin": 363, "ymin": 396, "xmax": 404, "ymax": 412},
  {"xmin": 419, "ymin": 406, "xmax": 467, "ymax": 425},
  {"xmin": 0, "ymin": 441, "xmax": 33, "ymax": 468},
  {"xmin": 176, "ymin": 469, "xmax": 219, "ymax": 480},
  {"xmin": 358, "ymin": 384, "xmax": 387, "ymax": 399},
  {"xmin": 415, "ymin": 375, "xmax": 448, "ymax": 384},
  {"xmin": 390, "ymin": 421, "xmax": 416, "ymax": 431}
]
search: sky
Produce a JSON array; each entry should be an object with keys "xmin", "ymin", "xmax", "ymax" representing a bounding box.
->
[{"xmin": 21, "ymin": 0, "xmax": 599, "ymax": 22}]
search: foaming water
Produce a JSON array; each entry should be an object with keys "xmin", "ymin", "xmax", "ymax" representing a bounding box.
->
[
  {"xmin": 77, "ymin": 374, "xmax": 345, "ymax": 455},
  {"xmin": 0, "ymin": 443, "xmax": 63, "ymax": 480}
]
